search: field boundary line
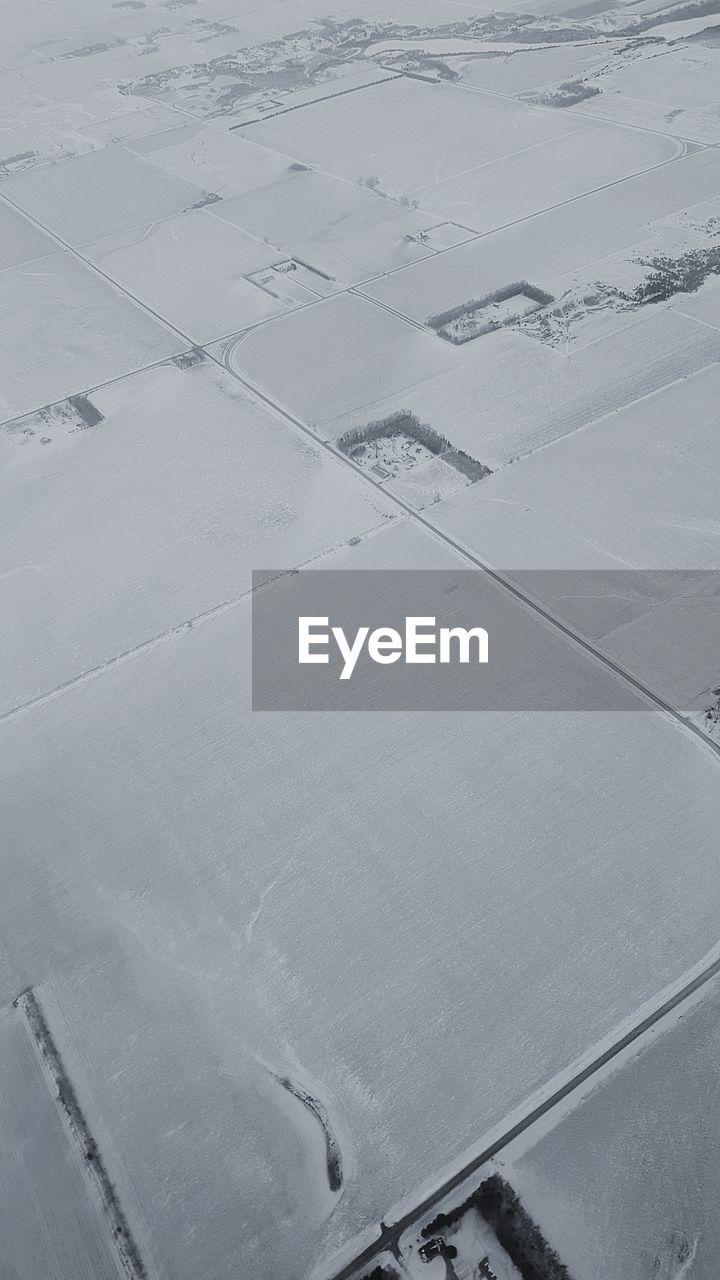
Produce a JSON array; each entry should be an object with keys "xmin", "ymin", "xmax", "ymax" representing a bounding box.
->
[
  {"xmin": 478, "ymin": 350, "xmax": 720, "ymax": 472},
  {"xmin": 0, "ymin": 352, "xmax": 194, "ymax": 432},
  {"xmin": 673, "ymin": 307, "xmax": 720, "ymax": 335},
  {"xmin": 450, "ymin": 73, "xmax": 699, "ymax": 149},
  {"xmin": 220, "ymin": 340, "xmax": 720, "ymax": 766},
  {"xmin": 3, "ymin": 155, "xmax": 720, "ymax": 780},
  {"xmin": 14, "ymin": 987, "xmax": 150, "ymax": 1280},
  {"xmin": 229, "ymin": 72, "xmax": 402, "ymax": 128},
  {"xmin": 0, "ymin": 529, "xmax": 400, "ymax": 727}
]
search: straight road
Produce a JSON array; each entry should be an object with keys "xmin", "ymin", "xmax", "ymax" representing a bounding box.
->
[
  {"xmin": 3, "ymin": 121, "xmax": 720, "ymax": 1280},
  {"xmin": 221, "ymin": 338, "xmax": 720, "ymax": 768}
]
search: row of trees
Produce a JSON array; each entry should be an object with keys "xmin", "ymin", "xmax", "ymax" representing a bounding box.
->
[
  {"xmin": 427, "ymin": 283, "xmax": 554, "ymax": 331},
  {"xmin": 337, "ymin": 412, "xmax": 490, "ymax": 482}
]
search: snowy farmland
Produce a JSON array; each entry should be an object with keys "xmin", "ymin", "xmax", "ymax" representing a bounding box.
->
[
  {"xmin": 3, "ymin": 579, "xmax": 720, "ymax": 1280},
  {"xmin": 3, "ymin": 0, "xmax": 720, "ymax": 1277},
  {"xmin": 0, "ymin": 1007, "xmax": 123, "ymax": 1280},
  {"xmin": 236, "ymin": 76, "xmax": 576, "ymax": 193},
  {"xmin": 432, "ymin": 360, "xmax": 720, "ymax": 569},
  {"xmin": 568, "ymin": 43, "xmax": 720, "ymax": 142},
  {"xmin": 238, "ymin": 74, "xmax": 678, "ymax": 231},
  {"xmin": 212, "ymin": 168, "xmax": 448, "ymax": 286},
  {"xmin": 332, "ymin": 306, "xmax": 720, "ymax": 467},
  {"xmin": 2, "ymin": 146, "xmax": 209, "ymax": 247},
  {"xmin": 129, "ymin": 127, "xmax": 301, "ymax": 200},
  {"xmin": 361, "ymin": 147, "xmax": 720, "ymax": 323},
  {"xmin": 86, "ymin": 210, "xmax": 289, "ymax": 343},
  {"xmin": 0, "ymin": 253, "xmax": 182, "ymax": 423},
  {"xmin": 0, "ymin": 357, "xmax": 397, "ymax": 714},
  {"xmin": 430, "ymin": 361, "xmax": 720, "ymax": 714},
  {"xmin": 503, "ymin": 975, "xmax": 720, "ymax": 1280},
  {"xmin": 224, "ymin": 291, "xmax": 454, "ymax": 433},
  {"xmin": 0, "ymin": 199, "xmax": 56, "ymax": 269}
]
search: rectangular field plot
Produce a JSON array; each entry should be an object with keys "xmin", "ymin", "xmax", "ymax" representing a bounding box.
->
[
  {"xmin": 86, "ymin": 210, "xmax": 288, "ymax": 343},
  {"xmin": 0, "ymin": 358, "xmax": 397, "ymax": 713},
  {"xmin": 0, "ymin": 253, "xmax": 182, "ymax": 424},
  {"xmin": 0, "ymin": 1009, "xmax": 122, "ymax": 1280},
  {"xmin": 432, "ymin": 362, "xmax": 720, "ymax": 568},
  {"xmin": 333, "ymin": 308, "xmax": 720, "ymax": 468},
  {"xmin": 416, "ymin": 116, "xmax": 678, "ymax": 233},
  {"xmin": 131, "ymin": 128, "xmax": 297, "ymax": 200},
  {"xmin": 361, "ymin": 149, "xmax": 720, "ymax": 324},
  {"xmin": 0, "ymin": 200, "xmax": 56, "ymax": 269},
  {"xmin": 505, "ymin": 978, "xmax": 720, "ymax": 1280},
  {"xmin": 3, "ymin": 579, "xmax": 720, "ymax": 1280},
  {"xmin": 213, "ymin": 168, "xmax": 445, "ymax": 286},
  {"xmin": 222, "ymin": 291, "xmax": 454, "ymax": 435},
  {"xmin": 2, "ymin": 145, "xmax": 209, "ymax": 246},
  {"xmin": 236, "ymin": 76, "xmax": 578, "ymax": 204},
  {"xmin": 0, "ymin": 88, "xmax": 182, "ymax": 177}
]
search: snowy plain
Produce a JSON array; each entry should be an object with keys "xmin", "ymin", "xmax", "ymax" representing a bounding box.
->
[{"xmin": 2, "ymin": 1, "xmax": 720, "ymax": 1278}]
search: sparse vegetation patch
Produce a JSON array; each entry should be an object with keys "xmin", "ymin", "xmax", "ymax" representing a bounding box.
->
[
  {"xmin": 526, "ymin": 79, "xmax": 601, "ymax": 107},
  {"xmin": 619, "ymin": 244, "xmax": 720, "ymax": 303}
]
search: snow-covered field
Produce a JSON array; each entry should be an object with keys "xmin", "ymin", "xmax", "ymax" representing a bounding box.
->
[
  {"xmin": 4, "ymin": 574, "xmax": 720, "ymax": 1280},
  {"xmin": 333, "ymin": 307, "xmax": 720, "ymax": 466},
  {"xmin": 225, "ymin": 291, "xmax": 454, "ymax": 432},
  {"xmin": 361, "ymin": 147, "xmax": 720, "ymax": 322},
  {"xmin": 3, "ymin": 146, "xmax": 208, "ymax": 247},
  {"xmin": 432, "ymin": 359, "xmax": 720, "ymax": 568},
  {"xmin": 430, "ymin": 360, "xmax": 720, "ymax": 712},
  {"xmin": 0, "ymin": 199, "xmax": 56, "ymax": 268},
  {"xmin": 131, "ymin": 127, "xmax": 296, "ymax": 200},
  {"xmin": 0, "ymin": 1007, "xmax": 123, "ymax": 1280},
  {"xmin": 0, "ymin": 254, "xmax": 182, "ymax": 423},
  {"xmin": 457, "ymin": 43, "xmax": 623, "ymax": 94},
  {"xmin": 212, "ymin": 168, "xmax": 446, "ymax": 286},
  {"xmin": 238, "ymin": 75, "xmax": 677, "ymax": 229},
  {"xmin": 3, "ymin": 0, "xmax": 720, "ymax": 1276},
  {"xmin": 504, "ymin": 976, "xmax": 720, "ymax": 1279},
  {"xmin": 0, "ymin": 357, "xmax": 397, "ymax": 714},
  {"xmin": 86, "ymin": 210, "xmax": 289, "ymax": 343},
  {"xmin": 238, "ymin": 76, "xmax": 582, "ymax": 199},
  {"xmin": 410, "ymin": 113, "xmax": 680, "ymax": 232}
]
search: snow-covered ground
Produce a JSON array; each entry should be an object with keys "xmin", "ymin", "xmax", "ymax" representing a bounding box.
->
[
  {"xmin": 0, "ymin": 1007, "xmax": 123, "ymax": 1280},
  {"xmin": 0, "ymin": 358, "xmax": 397, "ymax": 714},
  {"xmin": 3, "ymin": 0, "xmax": 720, "ymax": 1276},
  {"xmin": 503, "ymin": 976, "xmax": 720, "ymax": 1279},
  {"xmin": 4, "ymin": 581, "xmax": 720, "ymax": 1280}
]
